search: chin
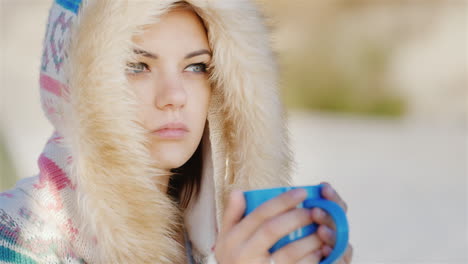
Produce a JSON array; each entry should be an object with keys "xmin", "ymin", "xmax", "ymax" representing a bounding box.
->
[{"xmin": 151, "ymin": 149, "xmax": 193, "ymax": 170}]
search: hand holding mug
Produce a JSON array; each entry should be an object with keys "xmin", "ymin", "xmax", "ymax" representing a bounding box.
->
[
  {"xmin": 214, "ymin": 183, "xmax": 352, "ymax": 264},
  {"xmin": 312, "ymin": 182, "xmax": 353, "ymax": 263},
  {"xmin": 215, "ymin": 188, "xmax": 324, "ymax": 264}
]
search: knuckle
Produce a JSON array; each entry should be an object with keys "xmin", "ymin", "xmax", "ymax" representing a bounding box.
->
[
  {"xmin": 300, "ymin": 251, "xmax": 322, "ymax": 264},
  {"xmin": 262, "ymin": 220, "xmax": 280, "ymax": 237},
  {"xmin": 278, "ymin": 248, "xmax": 296, "ymax": 263},
  {"xmin": 295, "ymin": 208, "xmax": 311, "ymax": 221},
  {"xmin": 276, "ymin": 252, "xmax": 296, "ymax": 264},
  {"xmin": 286, "ymin": 209, "xmax": 311, "ymax": 231}
]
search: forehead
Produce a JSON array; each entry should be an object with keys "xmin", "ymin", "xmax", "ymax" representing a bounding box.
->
[{"xmin": 132, "ymin": 9, "xmax": 210, "ymax": 55}]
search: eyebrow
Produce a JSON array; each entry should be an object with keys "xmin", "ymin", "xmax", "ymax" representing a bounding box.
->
[{"xmin": 133, "ymin": 49, "xmax": 212, "ymax": 60}]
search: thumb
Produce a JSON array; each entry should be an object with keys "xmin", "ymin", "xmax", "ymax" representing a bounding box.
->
[{"xmin": 220, "ymin": 189, "xmax": 246, "ymax": 235}]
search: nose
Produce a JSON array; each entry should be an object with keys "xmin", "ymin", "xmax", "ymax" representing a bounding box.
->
[{"xmin": 154, "ymin": 73, "xmax": 187, "ymax": 111}]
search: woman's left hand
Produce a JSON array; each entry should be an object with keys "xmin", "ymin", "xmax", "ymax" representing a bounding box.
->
[{"xmin": 310, "ymin": 182, "xmax": 353, "ymax": 264}]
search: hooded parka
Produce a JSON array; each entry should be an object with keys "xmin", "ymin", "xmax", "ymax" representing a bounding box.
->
[{"xmin": 0, "ymin": 0, "xmax": 292, "ymax": 263}]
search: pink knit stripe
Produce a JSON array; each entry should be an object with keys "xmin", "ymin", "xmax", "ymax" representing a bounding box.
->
[
  {"xmin": 36, "ymin": 153, "xmax": 75, "ymax": 191},
  {"xmin": 47, "ymin": 134, "xmax": 64, "ymax": 144},
  {"xmin": 40, "ymin": 73, "xmax": 69, "ymax": 97},
  {"xmin": 34, "ymin": 154, "xmax": 76, "ymax": 211},
  {"xmin": 0, "ymin": 192, "xmax": 14, "ymax": 198}
]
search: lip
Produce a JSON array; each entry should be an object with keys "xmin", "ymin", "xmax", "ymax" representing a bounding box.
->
[{"xmin": 151, "ymin": 122, "xmax": 189, "ymax": 139}]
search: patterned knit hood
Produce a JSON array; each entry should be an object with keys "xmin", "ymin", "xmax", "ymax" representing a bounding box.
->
[{"xmin": 35, "ymin": 0, "xmax": 292, "ymax": 262}]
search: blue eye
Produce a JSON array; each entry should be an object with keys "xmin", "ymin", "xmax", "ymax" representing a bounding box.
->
[
  {"xmin": 125, "ymin": 62, "xmax": 149, "ymax": 74},
  {"xmin": 185, "ymin": 63, "xmax": 208, "ymax": 73}
]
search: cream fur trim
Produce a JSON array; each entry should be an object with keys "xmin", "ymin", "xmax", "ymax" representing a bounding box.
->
[{"xmin": 54, "ymin": 0, "xmax": 293, "ymax": 262}]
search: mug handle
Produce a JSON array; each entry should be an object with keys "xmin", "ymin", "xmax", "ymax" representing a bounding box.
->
[{"xmin": 303, "ymin": 199, "xmax": 349, "ymax": 264}]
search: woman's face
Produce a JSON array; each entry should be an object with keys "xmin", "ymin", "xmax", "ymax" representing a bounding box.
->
[{"xmin": 127, "ymin": 8, "xmax": 211, "ymax": 170}]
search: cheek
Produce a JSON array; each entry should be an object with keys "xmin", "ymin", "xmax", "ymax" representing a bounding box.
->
[
  {"xmin": 198, "ymin": 85, "xmax": 211, "ymax": 113},
  {"xmin": 189, "ymin": 83, "xmax": 211, "ymax": 120},
  {"xmin": 185, "ymin": 82, "xmax": 210, "ymax": 145},
  {"xmin": 129, "ymin": 79, "xmax": 155, "ymax": 124}
]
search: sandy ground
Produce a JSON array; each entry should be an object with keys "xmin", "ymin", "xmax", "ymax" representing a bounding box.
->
[{"xmin": 289, "ymin": 111, "xmax": 467, "ymax": 264}]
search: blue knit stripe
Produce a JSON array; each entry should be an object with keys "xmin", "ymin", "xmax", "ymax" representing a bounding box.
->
[
  {"xmin": 56, "ymin": 0, "xmax": 82, "ymax": 14},
  {"xmin": 0, "ymin": 245, "xmax": 37, "ymax": 264}
]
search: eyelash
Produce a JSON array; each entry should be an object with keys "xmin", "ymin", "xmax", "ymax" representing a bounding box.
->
[{"xmin": 125, "ymin": 62, "xmax": 209, "ymax": 75}]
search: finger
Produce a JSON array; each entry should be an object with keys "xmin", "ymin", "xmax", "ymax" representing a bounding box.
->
[
  {"xmin": 324, "ymin": 243, "xmax": 353, "ymax": 264},
  {"xmin": 317, "ymin": 224, "xmax": 336, "ymax": 247},
  {"xmin": 220, "ymin": 190, "xmax": 246, "ymax": 235},
  {"xmin": 296, "ymin": 250, "xmax": 323, "ymax": 264},
  {"xmin": 343, "ymin": 244, "xmax": 353, "ymax": 263},
  {"xmin": 244, "ymin": 207, "xmax": 313, "ymax": 254},
  {"xmin": 332, "ymin": 257, "xmax": 346, "ymax": 264},
  {"xmin": 271, "ymin": 234, "xmax": 322, "ymax": 264},
  {"xmin": 310, "ymin": 208, "xmax": 335, "ymax": 229},
  {"xmin": 320, "ymin": 182, "xmax": 348, "ymax": 213},
  {"xmin": 231, "ymin": 189, "xmax": 307, "ymax": 243},
  {"xmin": 321, "ymin": 244, "xmax": 332, "ymax": 257}
]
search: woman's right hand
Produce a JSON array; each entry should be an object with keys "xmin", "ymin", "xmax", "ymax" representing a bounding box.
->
[{"xmin": 214, "ymin": 189, "xmax": 324, "ymax": 264}]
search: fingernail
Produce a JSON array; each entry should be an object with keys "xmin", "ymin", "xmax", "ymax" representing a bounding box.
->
[
  {"xmin": 316, "ymin": 208, "xmax": 325, "ymax": 218},
  {"xmin": 325, "ymin": 186, "xmax": 335, "ymax": 195},
  {"xmin": 311, "ymin": 208, "xmax": 323, "ymax": 219}
]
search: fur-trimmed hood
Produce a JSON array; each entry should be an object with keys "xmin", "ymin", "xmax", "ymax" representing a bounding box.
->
[{"xmin": 35, "ymin": 0, "xmax": 292, "ymax": 262}]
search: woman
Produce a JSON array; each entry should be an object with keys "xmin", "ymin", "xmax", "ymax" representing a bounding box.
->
[{"xmin": 0, "ymin": 0, "xmax": 352, "ymax": 263}]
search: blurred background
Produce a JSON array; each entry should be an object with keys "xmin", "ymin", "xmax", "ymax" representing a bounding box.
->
[{"xmin": 1, "ymin": 0, "xmax": 466, "ymax": 263}]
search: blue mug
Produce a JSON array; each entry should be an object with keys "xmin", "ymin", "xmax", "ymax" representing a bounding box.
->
[{"xmin": 243, "ymin": 184, "xmax": 349, "ymax": 264}]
